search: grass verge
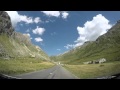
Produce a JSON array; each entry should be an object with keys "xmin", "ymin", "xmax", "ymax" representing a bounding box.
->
[
  {"xmin": 0, "ymin": 58, "xmax": 55, "ymax": 75},
  {"xmin": 64, "ymin": 61, "xmax": 120, "ymax": 79}
]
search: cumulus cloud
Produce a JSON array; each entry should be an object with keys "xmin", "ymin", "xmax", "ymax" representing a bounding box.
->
[
  {"xmin": 64, "ymin": 14, "xmax": 112, "ymax": 49},
  {"xmin": 20, "ymin": 15, "xmax": 33, "ymax": 24},
  {"xmin": 34, "ymin": 17, "xmax": 41, "ymax": 23},
  {"xmin": 5, "ymin": 11, "xmax": 21, "ymax": 27},
  {"xmin": 74, "ymin": 14, "xmax": 112, "ymax": 46},
  {"xmin": 32, "ymin": 26, "xmax": 45, "ymax": 35},
  {"xmin": 35, "ymin": 37, "xmax": 43, "ymax": 42},
  {"xmin": 41, "ymin": 11, "xmax": 69, "ymax": 19},
  {"xmin": 6, "ymin": 11, "xmax": 41, "ymax": 27},
  {"xmin": 41, "ymin": 11, "xmax": 60, "ymax": 17},
  {"xmin": 61, "ymin": 11, "xmax": 69, "ymax": 19}
]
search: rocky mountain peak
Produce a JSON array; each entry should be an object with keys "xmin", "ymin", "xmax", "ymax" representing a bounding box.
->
[{"xmin": 0, "ymin": 11, "xmax": 14, "ymax": 36}]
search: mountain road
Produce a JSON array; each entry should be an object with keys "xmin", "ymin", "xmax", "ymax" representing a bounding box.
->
[{"xmin": 13, "ymin": 65, "xmax": 79, "ymax": 79}]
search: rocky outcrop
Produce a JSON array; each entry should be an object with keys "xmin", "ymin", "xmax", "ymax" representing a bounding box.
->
[
  {"xmin": 0, "ymin": 11, "xmax": 14, "ymax": 36},
  {"xmin": 12, "ymin": 32, "xmax": 31, "ymax": 46},
  {"xmin": 0, "ymin": 11, "xmax": 50, "ymax": 60}
]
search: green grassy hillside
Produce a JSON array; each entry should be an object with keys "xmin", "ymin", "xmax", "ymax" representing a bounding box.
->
[
  {"xmin": 0, "ymin": 33, "xmax": 53, "ymax": 75},
  {"xmin": 51, "ymin": 21, "xmax": 120, "ymax": 64},
  {"xmin": 0, "ymin": 34, "xmax": 50, "ymax": 60}
]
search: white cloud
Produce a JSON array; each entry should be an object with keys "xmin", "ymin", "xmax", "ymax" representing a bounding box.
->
[
  {"xmin": 35, "ymin": 37, "xmax": 43, "ymax": 42},
  {"xmin": 5, "ymin": 11, "xmax": 21, "ymax": 27},
  {"xmin": 64, "ymin": 14, "xmax": 112, "ymax": 49},
  {"xmin": 74, "ymin": 14, "xmax": 112, "ymax": 47},
  {"xmin": 64, "ymin": 44, "xmax": 74, "ymax": 49},
  {"xmin": 20, "ymin": 15, "xmax": 33, "ymax": 24},
  {"xmin": 43, "ymin": 19, "xmax": 56, "ymax": 24},
  {"xmin": 57, "ymin": 49, "xmax": 61, "ymax": 51},
  {"xmin": 41, "ymin": 11, "xmax": 60, "ymax": 17},
  {"xmin": 32, "ymin": 26, "xmax": 45, "ymax": 35},
  {"xmin": 6, "ymin": 11, "xmax": 42, "ymax": 27},
  {"xmin": 61, "ymin": 11, "xmax": 69, "ymax": 19},
  {"xmin": 34, "ymin": 17, "xmax": 41, "ymax": 23}
]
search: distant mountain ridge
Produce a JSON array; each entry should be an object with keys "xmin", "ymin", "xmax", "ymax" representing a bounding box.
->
[
  {"xmin": 51, "ymin": 20, "xmax": 120, "ymax": 64},
  {"xmin": 0, "ymin": 11, "xmax": 50, "ymax": 60}
]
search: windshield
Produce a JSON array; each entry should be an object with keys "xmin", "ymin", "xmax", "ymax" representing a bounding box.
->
[{"xmin": 0, "ymin": 11, "xmax": 120, "ymax": 79}]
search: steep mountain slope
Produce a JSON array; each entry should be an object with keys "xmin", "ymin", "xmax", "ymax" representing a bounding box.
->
[
  {"xmin": 51, "ymin": 20, "xmax": 120, "ymax": 64},
  {"xmin": 0, "ymin": 11, "xmax": 50, "ymax": 60}
]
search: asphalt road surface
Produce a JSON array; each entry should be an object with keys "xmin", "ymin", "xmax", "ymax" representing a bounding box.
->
[{"xmin": 13, "ymin": 65, "xmax": 79, "ymax": 79}]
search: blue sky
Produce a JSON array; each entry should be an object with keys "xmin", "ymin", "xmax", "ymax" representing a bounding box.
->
[{"xmin": 6, "ymin": 11, "xmax": 120, "ymax": 56}]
